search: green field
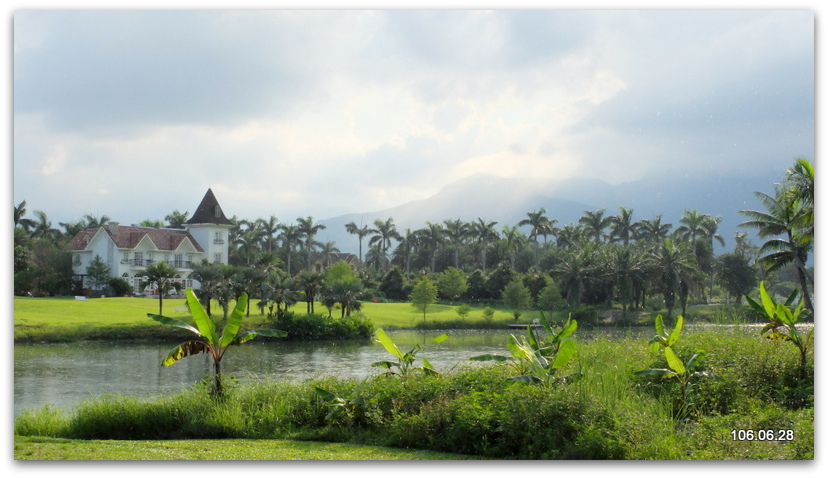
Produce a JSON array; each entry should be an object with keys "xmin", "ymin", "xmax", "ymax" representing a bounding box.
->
[{"xmin": 12, "ymin": 296, "xmax": 523, "ymax": 328}]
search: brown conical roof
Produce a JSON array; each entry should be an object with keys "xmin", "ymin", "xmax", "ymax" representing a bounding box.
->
[{"xmin": 185, "ymin": 189, "xmax": 234, "ymax": 225}]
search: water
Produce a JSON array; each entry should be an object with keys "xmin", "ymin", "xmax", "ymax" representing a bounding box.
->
[{"xmin": 13, "ymin": 330, "xmax": 522, "ymax": 416}]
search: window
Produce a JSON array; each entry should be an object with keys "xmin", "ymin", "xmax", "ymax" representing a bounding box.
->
[
  {"xmin": 214, "ymin": 253, "xmax": 222, "ymax": 264},
  {"xmin": 134, "ymin": 252, "xmax": 143, "ymax": 267},
  {"xmin": 121, "ymin": 252, "xmax": 130, "ymax": 264},
  {"xmin": 214, "ymin": 232, "xmax": 224, "ymax": 244},
  {"xmin": 147, "ymin": 252, "xmax": 154, "ymax": 265},
  {"xmin": 73, "ymin": 255, "xmax": 81, "ymax": 266},
  {"xmin": 174, "ymin": 254, "xmax": 183, "ymax": 268},
  {"xmin": 214, "ymin": 205, "xmax": 222, "ymax": 218}
]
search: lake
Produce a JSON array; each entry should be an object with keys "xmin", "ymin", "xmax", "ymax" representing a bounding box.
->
[{"xmin": 13, "ymin": 326, "xmax": 671, "ymax": 416}]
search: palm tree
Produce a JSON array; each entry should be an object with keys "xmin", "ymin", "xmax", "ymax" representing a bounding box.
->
[
  {"xmin": 579, "ymin": 209, "xmax": 612, "ymax": 243},
  {"xmin": 83, "ymin": 214, "xmax": 111, "ymax": 229},
  {"xmin": 501, "ymin": 225, "xmax": 526, "ymax": 270},
  {"xmin": 635, "ymin": 215, "xmax": 673, "ymax": 245},
  {"xmin": 392, "ymin": 228, "xmax": 417, "ymax": 274},
  {"xmin": 297, "ymin": 216, "xmax": 326, "ymax": 272},
  {"xmin": 369, "ymin": 217, "xmax": 401, "ymax": 272},
  {"xmin": 442, "ymin": 218, "xmax": 468, "ymax": 269},
  {"xmin": 296, "ymin": 271, "xmax": 325, "ymax": 314},
  {"xmin": 675, "ymin": 209, "xmax": 712, "ymax": 255},
  {"xmin": 138, "ymin": 261, "xmax": 178, "ymax": 315},
  {"xmin": 30, "ymin": 210, "xmax": 61, "ymax": 242},
  {"xmin": 551, "ymin": 245, "xmax": 596, "ymax": 307},
  {"xmin": 739, "ymin": 183, "xmax": 813, "ymax": 311},
  {"xmin": 345, "ymin": 220, "xmax": 372, "ymax": 263},
  {"xmin": 556, "ymin": 223, "xmax": 585, "ymax": 249},
  {"xmin": 317, "ymin": 241, "xmax": 341, "ymax": 270},
  {"xmin": 235, "ymin": 221, "xmax": 266, "ymax": 266},
  {"xmin": 14, "ymin": 200, "xmax": 34, "ymax": 230},
  {"xmin": 518, "ymin": 208, "xmax": 556, "ymax": 245},
  {"xmin": 609, "ymin": 206, "xmax": 636, "ymax": 246},
  {"xmin": 165, "ymin": 210, "xmax": 190, "ymax": 229},
  {"xmin": 256, "ymin": 215, "xmax": 281, "ymax": 254},
  {"xmin": 278, "ymin": 224, "xmax": 303, "ymax": 275},
  {"xmin": 606, "ymin": 244, "xmax": 647, "ymax": 317},
  {"xmin": 469, "ymin": 218, "xmax": 499, "ymax": 273},
  {"xmin": 418, "ymin": 222, "xmax": 446, "ymax": 273},
  {"xmin": 784, "ymin": 157, "xmax": 814, "ymax": 242},
  {"xmin": 647, "ymin": 240, "xmax": 701, "ymax": 318}
]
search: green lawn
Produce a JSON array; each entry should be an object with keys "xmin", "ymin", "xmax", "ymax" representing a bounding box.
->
[
  {"xmin": 14, "ymin": 435, "xmax": 479, "ymax": 460},
  {"xmin": 13, "ymin": 296, "xmax": 527, "ymax": 331}
]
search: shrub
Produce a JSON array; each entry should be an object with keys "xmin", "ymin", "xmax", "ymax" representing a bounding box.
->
[
  {"xmin": 569, "ymin": 304, "xmax": 599, "ymax": 325},
  {"xmin": 268, "ymin": 310, "xmax": 374, "ymax": 341}
]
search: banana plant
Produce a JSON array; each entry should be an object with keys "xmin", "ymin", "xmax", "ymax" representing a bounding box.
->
[
  {"xmin": 314, "ymin": 380, "xmax": 368, "ymax": 426},
  {"xmin": 746, "ymin": 281, "xmax": 813, "ymax": 379},
  {"xmin": 371, "ymin": 328, "xmax": 448, "ymax": 378},
  {"xmin": 149, "ymin": 288, "xmax": 287, "ymax": 395},
  {"xmin": 636, "ymin": 315, "xmax": 710, "ymax": 420},
  {"xmin": 471, "ymin": 314, "xmax": 581, "ymax": 386}
]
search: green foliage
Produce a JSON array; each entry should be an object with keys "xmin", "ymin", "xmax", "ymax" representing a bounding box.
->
[
  {"xmin": 149, "ymin": 288, "xmax": 287, "ymax": 395},
  {"xmin": 86, "ymin": 255, "xmax": 111, "ymax": 291},
  {"xmin": 108, "ymin": 277, "xmax": 133, "ymax": 297},
  {"xmin": 455, "ymin": 303, "xmax": 472, "ymax": 319},
  {"xmin": 481, "ymin": 306, "xmax": 495, "ymax": 322},
  {"xmin": 536, "ymin": 281, "xmax": 566, "ymax": 314},
  {"xmin": 471, "ymin": 315, "xmax": 580, "ymax": 387},
  {"xmin": 372, "ymin": 328, "xmax": 448, "ymax": 378},
  {"xmin": 501, "ymin": 279, "xmax": 532, "ymax": 320},
  {"xmin": 568, "ymin": 304, "xmax": 599, "ymax": 325},
  {"xmin": 409, "ymin": 275, "xmax": 438, "ymax": 322},
  {"xmin": 636, "ymin": 315, "xmax": 712, "ymax": 421},
  {"xmin": 268, "ymin": 310, "xmax": 374, "ymax": 341},
  {"xmin": 436, "ymin": 267, "xmax": 468, "ymax": 302},
  {"xmin": 745, "ymin": 281, "xmax": 813, "ymax": 379}
]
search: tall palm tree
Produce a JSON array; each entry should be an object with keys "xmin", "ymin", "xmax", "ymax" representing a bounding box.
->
[
  {"xmin": 392, "ymin": 228, "xmax": 417, "ymax": 274},
  {"xmin": 83, "ymin": 214, "xmax": 111, "ymax": 229},
  {"xmin": 442, "ymin": 218, "xmax": 468, "ymax": 269},
  {"xmin": 278, "ymin": 224, "xmax": 304, "ymax": 275},
  {"xmin": 418, "ymin": 222, "xmax": 445, "ymax": 273},
  {"xmin": 14, "ymin": 200, "xmax": 34, "ymax": 230},
  {"xmin": 345, "ymin": 220, "xmax": 372, "ymax": 263},
  {"xmin": 518, "ymin": 208, "xmax": 556, "ymax": 245},
  {"xmin": 739, "ymin": 184, "xmax": 813, "ymax": 311},
  {"xmin": 235, "ymin": 222, "xmax": 266, "ymax": 266},
  {"xmin": 784, "ymin": 157, "xmax": 814, "ymax": 242},
  {"xmin": 297, "ymin": 216, "xmax": 326, "ymax": 272},
  {"xmin": 647, "ymin": 240, "xmax": 701, "ymax": 318},
  {"xmin": 635, "ymin": 215, "xmax": 673, "ymax": 245},
  {"xmin": 469, "ymin": 218, "xmax": 499, "ymax": 273},
  {"xmin": 675, "ymin": 209, "xmax": 711, "ymax": 255},
  {"xmin": 501, "ymin": 225, "xmax": 526, "ymax": 270},
  {"xmin": 317, "ymin": 241, "xmax": 341, "ymax": 270},
  {"xmin": 256, "ymin": 215, "xmax": 281, "ymax": 254},
  {"xmin": 555, "ymin": 223, "xmax": 585, "ymax": 249},
  {"xmin": 30, "ymin": 210, "xmax": 61, "ymax": 243},
  {"xmin": 551, "ymin": 244, "xmax": 596, "ymax": 307},
  {"xmin": 369, "ymin": 217, "xmax": 401, "ymax": 272},
  {"xmin": 579, "ymin": 209, "xmax": 612, "ymax": 243},
  {"xmin": 296, "ymin": 271, "xmax": 325, "ymax": 314},
  {"xmin": 609, "ymin": 206, "xmax": 636, "ymax": 246}
]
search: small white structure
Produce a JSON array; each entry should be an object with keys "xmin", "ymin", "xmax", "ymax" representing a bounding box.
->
[{"xmin": 65, "ymin": 189, "xmax": 234, "ymax": 294}]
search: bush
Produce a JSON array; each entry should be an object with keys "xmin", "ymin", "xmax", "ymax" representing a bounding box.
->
[
  {"xmin": 569, "ymin": 304, "xmax": 599, "ymax": 325},
  {"xmin": 268, "ymin": 310, "xmax": 374, "ymax": 341}
]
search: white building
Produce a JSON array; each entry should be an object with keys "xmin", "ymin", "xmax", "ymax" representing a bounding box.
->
[{"xmin": 66, "ymin": 189, "xmax": 234, "ymax": 295}]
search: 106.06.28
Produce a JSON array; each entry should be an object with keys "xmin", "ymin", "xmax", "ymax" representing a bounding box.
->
[{"xmin": 731, "ymin": 429, "xmax": 794, "ymax": 441}]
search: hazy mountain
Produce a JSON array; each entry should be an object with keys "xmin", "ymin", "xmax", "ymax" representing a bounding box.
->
[{"xmin": 315, "ymin": 172, "xmax": 778, "ymax": 257}]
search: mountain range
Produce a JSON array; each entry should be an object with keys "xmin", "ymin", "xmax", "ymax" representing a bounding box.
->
[{"xmin": 314, "ymin": 172, "xmax": 779, "ymax": 257}]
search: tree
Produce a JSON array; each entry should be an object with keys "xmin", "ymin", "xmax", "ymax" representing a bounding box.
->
[
  {"xmin": 345, "ymin": 221, "xmax": 372, "ymax": 263},
  {"xmin": 579, "ymin": 209, "xmax": 612, "ymax": 243},
  {"xmin": 138, "ymin": 261, "xmax": 178, "ymax": 315},
  {"xmin": 419, "ymin": 222, "xmax": 445, "ymax": 272},
  {"xmin": 296, "ymin": 271, "xmax": 325, "ymax": 314},
  {"xmin": 609, "ymin": 206, "xmax": 636, "ymax": 246},
  {"xmin": 469, "ymin": 218, "xmax": 499, "ymax": 273},
  {"xmin": 369, "ymin": 217, "xmax": 402, "ymax": 272},
  {"xmin": 278, "ymin": 224, "xmax": 303, "ymax": 275},
  {"xmin": 502, "ymin": 279, "xmax": 532, "ymax": 321},
  {"xmin": 501, "ymin": 225, "xmax": 526, "ymax": 270},
  {"xmin": 256, "ymin": 215, "xmax": 280, "ymax": 253},
  {"xmin": 739, "ymin": 180, "xmax": 813, "ymax": 312},
  {"xmin": 297, "ymin": 216, "xmax": 326, "ymax": 272},
  {"xmin": 410, "ymin": 275, "xmax": 438, "ymax": 323},
  {"xmin": 150, "ymin": 289, "xmax": 287, "ymax": 395},
  {"xmin": 436, "ymin": 267, "xmax": 468, "ymax": 303},
  {"xmin": 139, "ymin": 219, "xmax": 164, "ymax": 227},
  {"xmin": 716, "ymin": 252, "xmax": 758, "ymax": 305},
  {"xmin": 14, "ymin": 200, "xmax": 35, "ymax": 230},
  {"xmin": 635, "ymin": 215, "xmax": 672, "ymax": 244},
  {"xmin": 648, "ymin": 240, "xmax": 701, "ymax": 318},
  {"xmin": 86, "ymin": 255, "xmax": 111, "ymax": 292},
  {"xmin": 165, "ymin": 210, "xmax": 190, "ymax": 229},
  {"xmin": 537, "ymin": 281, "xmax": 566, "ymax": 315},
  {"xmin": 442, "ymin": 218, "xmax": 468, "ymax": 269},
  {"xmin": 518, "ymin": 208, "xmax": 556, "ymax": 245}
]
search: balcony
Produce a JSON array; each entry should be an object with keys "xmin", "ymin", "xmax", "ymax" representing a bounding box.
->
[{"xmin": 213, "ymin": 239, "xmax": 225, "ymax": 244}]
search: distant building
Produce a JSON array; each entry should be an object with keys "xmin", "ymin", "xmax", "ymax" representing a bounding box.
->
[{"xmin": 66, "ymin": 189, "xmax": 233, "ymax": 294}]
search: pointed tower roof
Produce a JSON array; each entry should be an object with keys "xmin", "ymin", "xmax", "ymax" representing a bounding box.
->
[{"xmin": 186, "ymin": 188, "xmax": 234, "ymax": 226}]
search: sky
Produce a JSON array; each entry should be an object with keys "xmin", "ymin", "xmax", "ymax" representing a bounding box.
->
[{"xmin": 10, "ymin": 7, "xmax": 816, "ymax": 229}]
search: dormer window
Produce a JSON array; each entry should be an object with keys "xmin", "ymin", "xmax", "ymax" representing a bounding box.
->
[{"xmin": 214, "ymin": 205, "xmax": 221, "ymax": 217}]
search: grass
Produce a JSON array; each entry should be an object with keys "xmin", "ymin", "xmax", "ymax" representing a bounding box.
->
[
  {"xmin": 13, "ymin": 296, "xmax": 536, "ymax": 342},
  {"xmin": 14, "ymin": 435, "xmax": 480, "ymax": 460}
]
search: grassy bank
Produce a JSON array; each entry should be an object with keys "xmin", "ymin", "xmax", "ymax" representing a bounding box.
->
[{"xmin": 15, "ymin": 328, "xmax": 814, "ymax": 460}]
